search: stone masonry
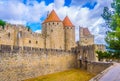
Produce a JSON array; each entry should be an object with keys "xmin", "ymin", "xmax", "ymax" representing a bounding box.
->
[
  {"xmin": 0, "ymin": 45, "xmax": 77, "ymax": 81},
  {"xmin": 0, "ymin": 9, "xmax": 106, "ymax": 81}
]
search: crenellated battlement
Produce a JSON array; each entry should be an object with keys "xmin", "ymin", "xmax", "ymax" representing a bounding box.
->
[{"xmin": 0, "ymin": 44, "xmax": 75, "ymax": 54}]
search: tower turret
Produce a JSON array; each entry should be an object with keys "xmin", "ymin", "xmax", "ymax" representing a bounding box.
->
[
  {"xmin": 63, "ymin": 16, "xmax": 75, "ymax": 50},
  {"xmin": 79, "ymin": 27, "xmax": 94, "ymax": 46},
  {"xmin": 42, "ymin": 10, "xmax": 65, "ymax": 49}
]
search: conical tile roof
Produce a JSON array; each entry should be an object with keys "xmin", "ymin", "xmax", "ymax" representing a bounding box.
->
[
  {"xmin": 43, "ymin": 10, "xmax": 61, "ymax": 23},
  {"xmin": 63, "ymin": 16, "xmax": 74, "ymax": 27}
]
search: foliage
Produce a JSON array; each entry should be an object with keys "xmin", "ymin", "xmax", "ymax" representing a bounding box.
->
[
  {"xmin": 0, "ymin": 19, "xmax": 6, "ymax": 29},
  {"xmin": 101, "ymin": 7, "xmax": 111, "ymax": 28},
  {"xmin": 96, "ymin": 51, "xmax": 111, "ymax": 61},
  {"xmin": 24, "ymin": 69, "xmax": 95, "ymax": 81},
  {"xmin": 96, "ymin": 51, "xmax": 104, "ymax": 61},
  {"xmin": 101, "ymin": 0, "xmax": 120, "ymax": 59}
]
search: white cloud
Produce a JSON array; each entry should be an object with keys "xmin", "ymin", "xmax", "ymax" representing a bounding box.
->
[
  {"xmin": 54, "ymin": 0, "xmax": 65, "ymax": 9},
  {"xmin": 35, "ymin": 30, "xmax": 41, "ymax": 33},
  {"xmin": 0, "ymin": 0, "xmax": 48, "ymax": 24},
  {"xmin": 6, "ymin": 19, "xmax": 27, "ymax": 25}
]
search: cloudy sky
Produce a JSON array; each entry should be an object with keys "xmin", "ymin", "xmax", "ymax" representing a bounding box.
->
[{"xmin": 0, "ymin": 0, "xmax": 113, "ymax": 44}]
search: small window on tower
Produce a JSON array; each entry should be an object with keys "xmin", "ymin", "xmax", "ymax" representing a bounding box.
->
[
  {"xmin": 8, "ymin": 33, "xmax": 10, "ymax": 38},
  {"xmin": 18, "ymin": 31, "xmax": 22, "ymax": 38},
  {"xmin": 29, "ymin": 40, "xmax": 31, "ymax": 43},
  {"xmin": 53, "ymin": 22, "xmax": 54, "ymax": 25},
  {"xmin": 36, "ymin": 41, "xmax": 38, "ymax": 44},
  {"xmin": 51, "ymin": 29, "xmax": 53, "ymax": 32}
]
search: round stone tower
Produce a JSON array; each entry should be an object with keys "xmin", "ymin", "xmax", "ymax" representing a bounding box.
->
[
  {"xmin": 42, "ymin": 10, "xmax": 65, "ymax": 50},
  {"xmin": 63, "ymin": 16, "xmax": 75, "ymax": 50}
]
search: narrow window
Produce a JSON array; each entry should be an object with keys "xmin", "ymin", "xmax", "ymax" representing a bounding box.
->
[
  {"xmin": 18, "ymin": 31, "xmax": 22, "ymax": 38},
  {"xmin": 8, "ymin": 33, "xmax": 10, "ymax": 38},
  {"xmin": 51, "ymin": 29, "xmax": 53, "ymax": 32},
  {"xmin": 29, "ymin": 40, "xmax": 31, "ymax": 43},
  {"xmin": 36, "ymin": 41, "xmax": 38, "ymax": 44}
]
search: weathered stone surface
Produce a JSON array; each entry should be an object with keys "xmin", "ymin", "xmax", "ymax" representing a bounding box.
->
[
  {"xmin": 87, "ymin": 62, "xmax": 113, "ymax": 74},
  {"xmin": 0, "ymin": 48, "xmax": 77, "ymax": 81}
]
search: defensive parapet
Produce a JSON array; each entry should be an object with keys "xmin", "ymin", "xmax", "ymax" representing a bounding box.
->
[
  {"xmin": 0, "ymin": 44, "xmax": 77, "ymax": 81},
  {"xmin": 0, "ymin": 44, "xmax": 75, "ymax": 54}
]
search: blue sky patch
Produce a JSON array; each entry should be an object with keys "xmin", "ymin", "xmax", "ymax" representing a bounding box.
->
[
  {"xmin": 82, "ymin": 2, "xmax": 97, "ymax": 9},
  {"xmin": 64, "ymin": 0, "xmax": 72, "ymax": 6},
  {"xmin": 26, "ymin": 22, "xmax": 41, "ymax": 32}
]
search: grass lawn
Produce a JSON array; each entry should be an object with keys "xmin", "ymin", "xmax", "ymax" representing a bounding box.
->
[{"xmin": 24, "ymin": 69, "xmax": 95, "ymax": 81}]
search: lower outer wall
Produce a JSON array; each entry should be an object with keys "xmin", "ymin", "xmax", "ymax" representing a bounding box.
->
[
  {"xmin": 87, "ymin": 62, "xmax": 113, "ymax": 74},
  {"xmin": 0, "ymin": 50, "xmax": 77, "ymax": 81}
]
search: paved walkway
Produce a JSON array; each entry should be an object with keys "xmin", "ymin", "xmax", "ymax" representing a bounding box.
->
[{"xmin": 99, "ymin": 63, "xmax": 120, "ymax": 81}]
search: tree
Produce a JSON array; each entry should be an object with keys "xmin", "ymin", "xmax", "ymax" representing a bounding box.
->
[
  {"xmin": 96, "ymin": 51, "xmax": 104, "ymax": 61},
  {"xmin": 101, "ymin": 7, "xmax": 111, "ymax": 28},
  {"xmin": 0, "ymin": 20, "xmax": 6, "ymax": 29},
  {"xmin": 96, "ymin": 51, "xmax": 112, "ymax": 61},
  {"xmin": 102, "ymin": 0, "xmax": 120, "ymax": 59}
]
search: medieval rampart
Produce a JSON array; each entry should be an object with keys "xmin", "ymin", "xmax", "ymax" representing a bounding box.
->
[{"xmin": 0, "ymin": 44, "xmax": 77, "ymax": 81}]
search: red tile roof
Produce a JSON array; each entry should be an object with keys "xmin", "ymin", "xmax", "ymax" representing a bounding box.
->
[
  {"xmin": 83, "ymin": 28, "xmax": 91, "ymax": 36},
  {"xmin": 63, "ymin": 16, "xmax": 74, "ymax": 27},
  {"xmin": 43, "ymin": 10, "xmax": 61, "ymax": 23}
]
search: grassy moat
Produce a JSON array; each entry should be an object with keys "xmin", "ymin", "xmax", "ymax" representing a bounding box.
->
[{"xmin": 24, "ymin": 69, "xmax": 95, "ymax": 81}]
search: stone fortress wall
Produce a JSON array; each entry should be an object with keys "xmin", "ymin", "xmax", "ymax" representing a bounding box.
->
[
  {"xmin": 0, "ymin": 25, "xmax": 106, "ymax": 81},
  {"xmin": 0, "ymin": 23, "xmax": 44, "ymax": 48},
  {"xmin": 0, "ymin": 10, "xmax": 107, "ymax": 81},
  {"xmin": 0, "ymin": 44, "xmax": 108, "ymax": 81},
  {"xmin": 0, "ymin": 44, "xmax": 77, "ymax": 81},
  {"xmin": 0, "ymin": 18, "xmax": 76, "ymax": 51}
]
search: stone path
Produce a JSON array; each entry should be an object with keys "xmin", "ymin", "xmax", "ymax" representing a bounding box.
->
[{"xmin": 99, "ymin": 63, "xmax": 120, "ymax": 81}]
